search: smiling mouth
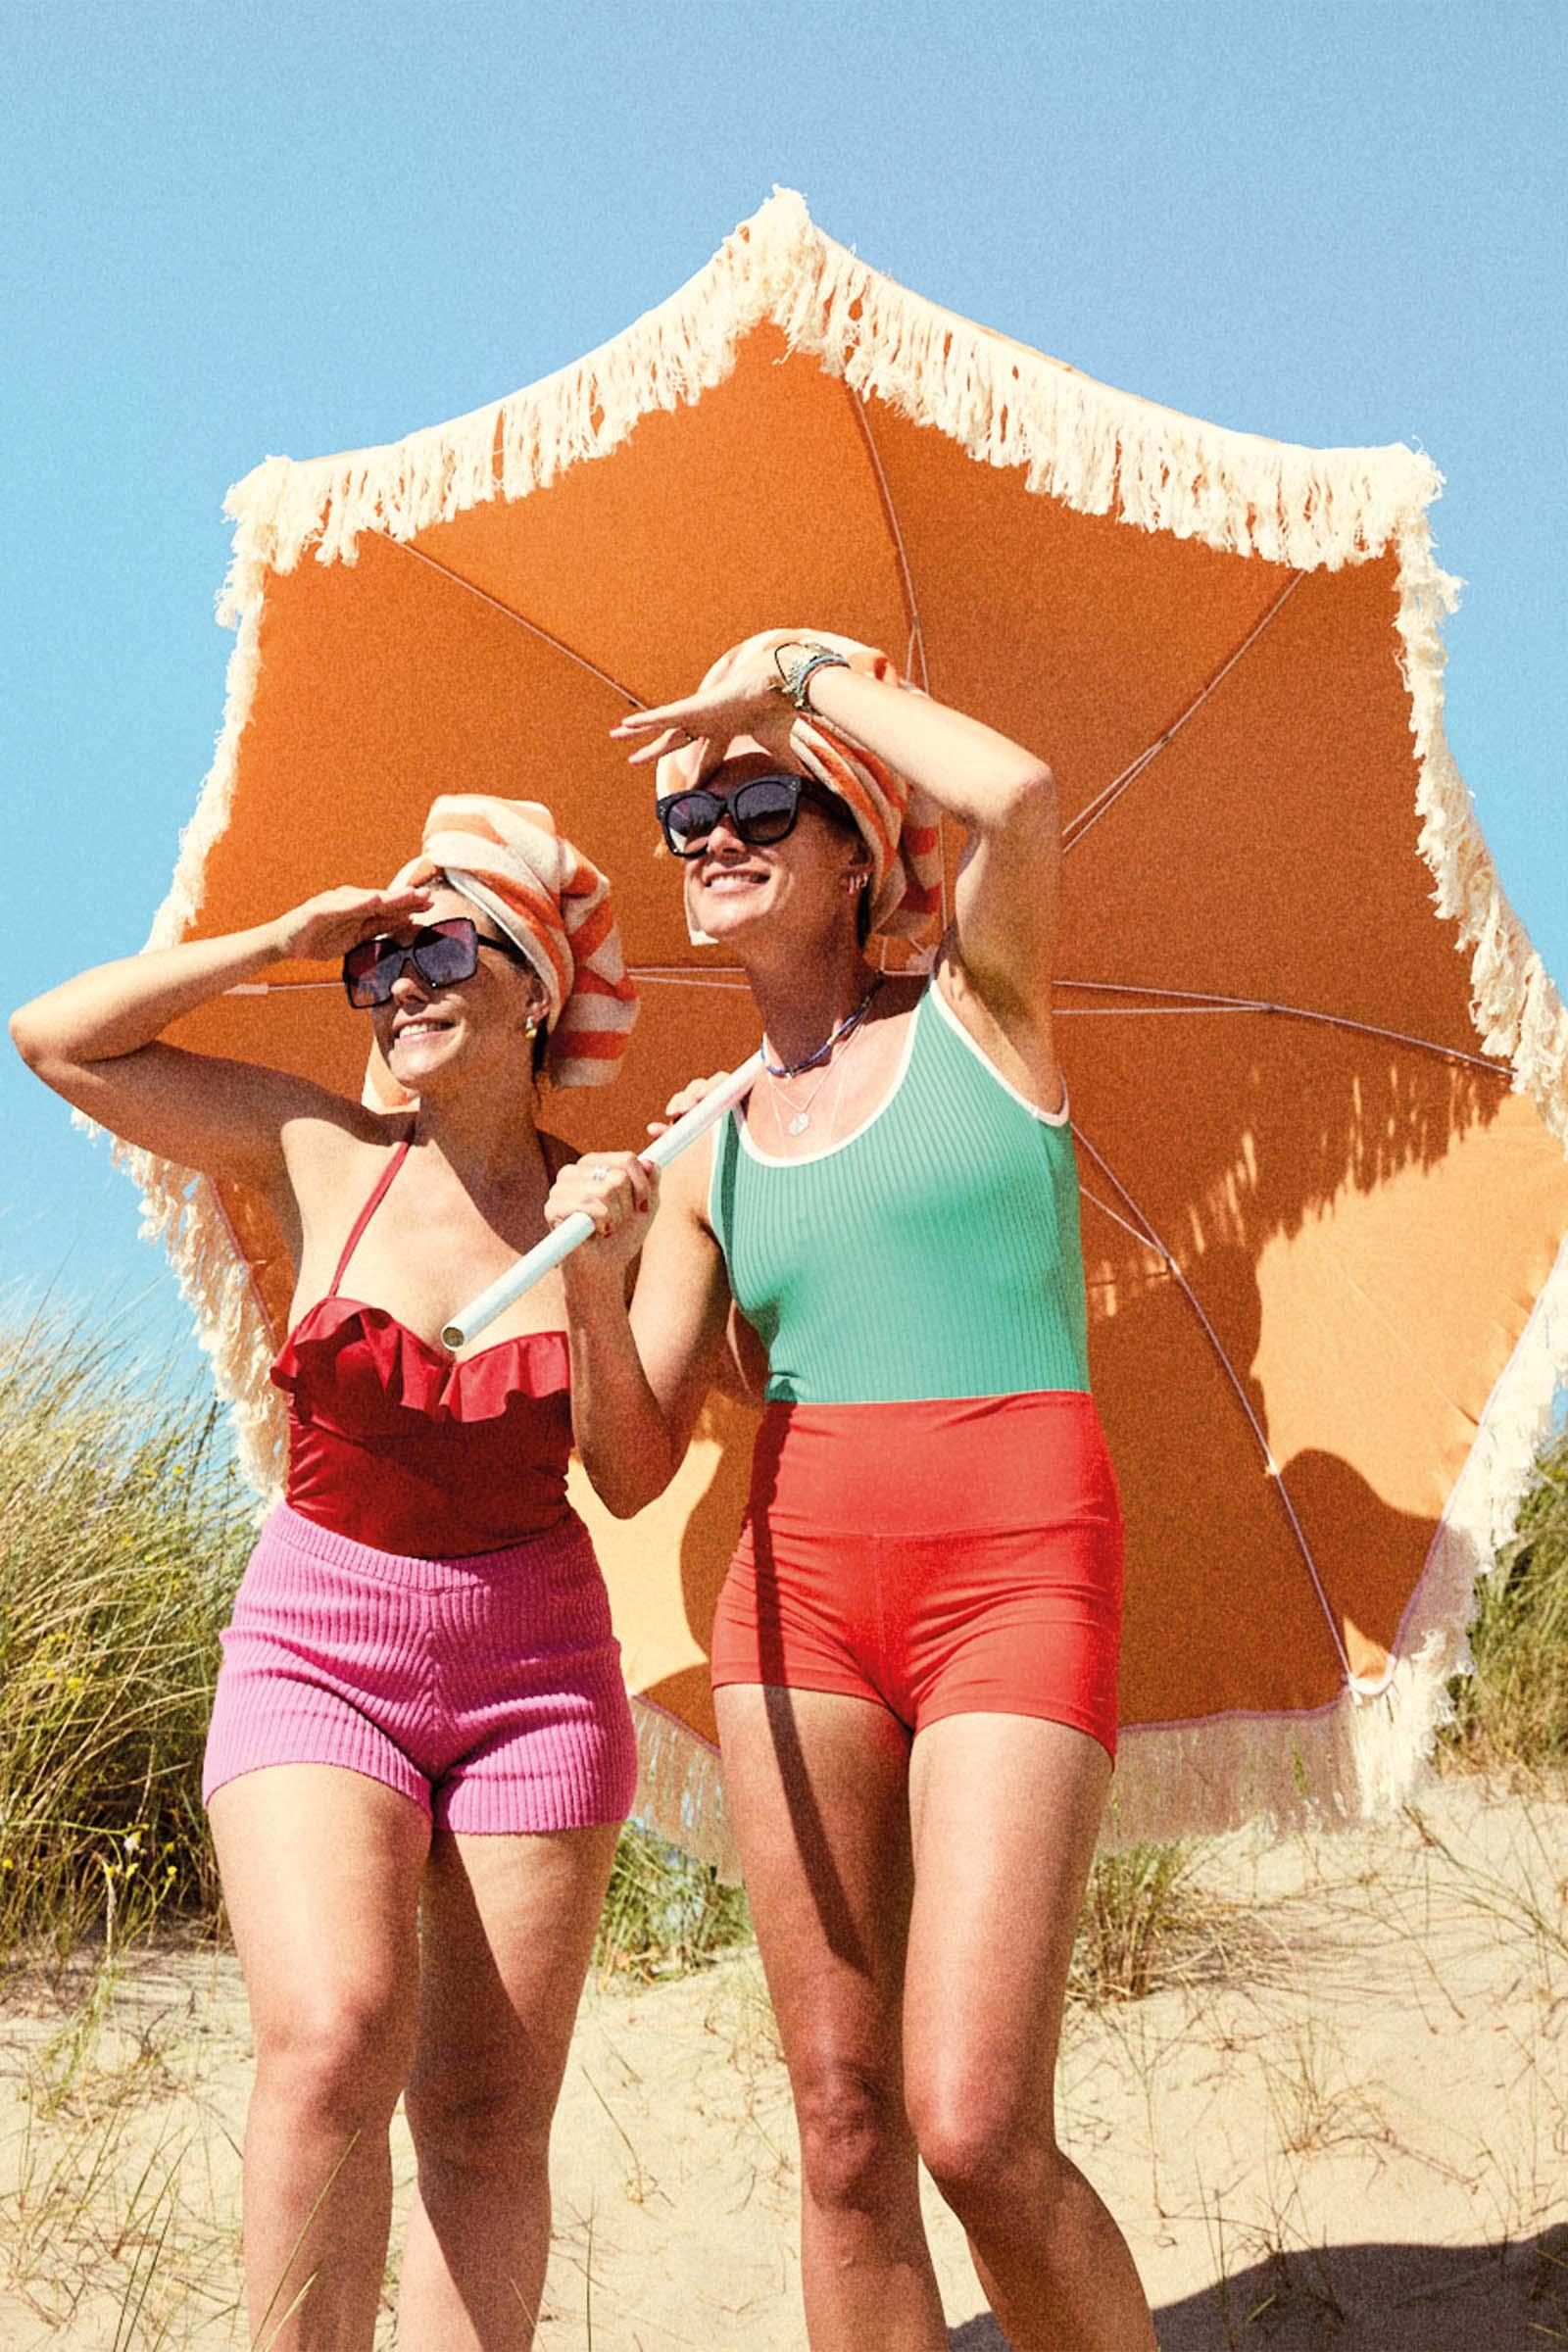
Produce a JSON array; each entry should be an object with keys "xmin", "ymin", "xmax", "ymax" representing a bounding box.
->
[{"xmin": 393, "ymin": 1017, "xmax": 455, "ymax": 1040}]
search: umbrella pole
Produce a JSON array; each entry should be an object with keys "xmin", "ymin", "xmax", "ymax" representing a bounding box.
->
[{"xmin": 441, "ymin": 1052, "xmax": 763, "ymax": 1349}]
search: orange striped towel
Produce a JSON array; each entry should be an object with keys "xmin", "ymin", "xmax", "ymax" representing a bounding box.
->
[
  {"xmin": 365, "ymin": 796, "xmax": 638, "ymax": 1101},
  {"xmin": 655, "ymin": 631, "xmax": 943, "ymax": 942}
]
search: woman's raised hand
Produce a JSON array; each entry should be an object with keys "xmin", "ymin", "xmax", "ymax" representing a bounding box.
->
[
  {"xmin": 270, "ymin": 885, "xmax": 435, "ymax": 964},
  {"xmin": 646, "ymin": 1071, "xmax": 734, "ymax": 1139},
  {"xmin": 609, "ymin": 638, "xmax": 799, "ymax": 768},
  {"xmin": 546, "ymin": 1152, "xmax": 660, "ymax": 1282}
]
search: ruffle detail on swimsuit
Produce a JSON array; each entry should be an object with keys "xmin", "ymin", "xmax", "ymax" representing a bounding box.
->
[{"xmin": 271, "ymin": 1298, "xmax": 570, "ymax": 1431}]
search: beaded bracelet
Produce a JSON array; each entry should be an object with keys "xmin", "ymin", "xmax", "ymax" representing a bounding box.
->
[{"xmin": 772, "ymin": 640, "xmax": 852, "ymax": 711}]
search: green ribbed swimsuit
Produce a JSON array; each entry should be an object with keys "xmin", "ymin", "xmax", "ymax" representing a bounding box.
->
[
  {"xmin": 707, "ymin": 980, "xmax": 1121, "ymax": 1754},
  {"xmin": 710, "ymin": 980, "xmax": 1091, "ymax": 1405}
]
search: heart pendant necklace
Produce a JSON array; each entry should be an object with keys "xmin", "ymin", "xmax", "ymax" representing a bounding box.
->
[
  {"xmin": 769, "ymin": 1057, "xmax": 838, "ymax": 1137},
  {"xmin": 764, "ymin": 979, "xmax": 882, "ymax": 1141}
]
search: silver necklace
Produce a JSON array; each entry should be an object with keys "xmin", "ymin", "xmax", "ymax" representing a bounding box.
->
[
  {"xmin": 766, "ymin": 990, "xmax": 876, "ymax": 1139},
  {"xmin": 768, "ymin": 1055, "xmax": 840, "ymax": 1138}
]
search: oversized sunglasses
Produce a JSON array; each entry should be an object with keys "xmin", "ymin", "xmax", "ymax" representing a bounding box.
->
[
  {"xmin": 341, "ymin": 916, "xmax": 535, "ymax": 1009},
  {"xmin": 654, "ymin": 771, "xmax": 851, "ymax": 858}
]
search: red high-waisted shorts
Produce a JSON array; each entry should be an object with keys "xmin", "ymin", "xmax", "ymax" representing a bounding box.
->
[{"xmin": 710, "ymin": 1390, "xmax": 1124, "ymax": 1758}]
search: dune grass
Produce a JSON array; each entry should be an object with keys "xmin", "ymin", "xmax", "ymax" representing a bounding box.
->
[
  {"xmin": 1442, "ymin": 1428, "xmax": 1568, "ymax": 1776},
  {"xmin": 597, "ymin": 1827, "xmax": 752, "ymax": 1983},
  {"xmin": 0, "ymin": 1309, "xmax": 243, "ymax": 1963}
]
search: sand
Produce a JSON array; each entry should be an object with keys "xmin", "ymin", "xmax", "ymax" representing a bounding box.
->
[{"xmin": 2, "ymin": 1773, "xmax": 1564, "ymax": 2348}]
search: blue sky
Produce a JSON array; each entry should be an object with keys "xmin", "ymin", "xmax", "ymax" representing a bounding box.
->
[{"xmin": 4, "ymin": 1, "xmax": 1565, "ymax": 1363}]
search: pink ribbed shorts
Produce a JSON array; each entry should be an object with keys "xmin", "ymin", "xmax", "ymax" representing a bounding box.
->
[{"xmin": 203, "ymin": 1503, "xmax": 638, "ymax": 1835}]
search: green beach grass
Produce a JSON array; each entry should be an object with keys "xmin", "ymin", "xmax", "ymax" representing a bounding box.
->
[
  {"xmin": 1442, "ymin": 1424, "xmax": 1568, "ymax": 1776},
  {"xmin": 0, "ymin": 1309, "xmax": 240, "ymax": 1960}
]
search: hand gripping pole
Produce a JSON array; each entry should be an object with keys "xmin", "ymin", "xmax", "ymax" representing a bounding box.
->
[{"xmin": 440, "ymin": 1053, "xmax": 764, "ymax": 1350}]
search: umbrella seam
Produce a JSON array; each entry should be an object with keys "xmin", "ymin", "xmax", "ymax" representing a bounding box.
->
[
  {"xmin": 1062, "ymin": 571, "xmax": 1307, "ymax": 854},
  {"xmin": 843, "ymin": 391, "xmax": 950, "ymax": 932},
  {"xmin": 390, "ymin": 540, "xmax": 651, "ymax": 709},
  {"xmin": 1054, "ymin": 983, "xmax": 1511, "ymax": 1074},
  {"xmin": 1313, "ymin": 1247, "xmax": 1479, "ymax": 1429},
  {"xmin": 845, "ymin": 389, "xmax": 929, "ymax": 691}
]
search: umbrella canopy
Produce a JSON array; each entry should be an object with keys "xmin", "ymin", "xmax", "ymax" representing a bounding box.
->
[{"xmin": 126, "ymin": 191, "xmax": 1568, "ymax": 1864}]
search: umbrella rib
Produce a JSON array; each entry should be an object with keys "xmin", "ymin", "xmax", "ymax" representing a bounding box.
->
[
  {"xmin": 847, "ymin": 391, "xmax": 952, "ymax": 932},
  {"xmin": 627, "ymin": 969, "xmax": 754, "ymax": 989},
  {"xmin": 392, "ymin": 540, "xmax": 650, "ymax": 710},
  {"xmin": 1062, "ymin": 571, "xmax": 1307, "ymax": 855},
  {"xmin": 847, "ymin": 390, "xmax": 929, "ymax": 692},
  {"xmin": 1071, "ymin": 1121, "xmax": 1356, "ymax": 1685},
  {"xmin": 1078, "ymin": 1185, "xmax": 1162, "ymax": 1251},
  {"xmin": 1053, "ymin": 981, "xmax": 1510, "ymax": 1075}
]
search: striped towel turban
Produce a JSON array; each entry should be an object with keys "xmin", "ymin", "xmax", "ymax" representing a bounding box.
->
[
  {"xmin": 654, "ymin": 630, "xmax": 944, "ymax": 943},
  {"xmin": 364, "ymin": 795, "xmax": 638, "ymax": 1104}
]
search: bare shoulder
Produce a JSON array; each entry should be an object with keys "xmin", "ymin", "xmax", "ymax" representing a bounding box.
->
[
  {"xmin": 934, "ymin": 940, "xmax": 1062, "ymax": 1113},
  {"xmin": 276, "ymin": 1094, "xmax": 410, "ymax": 1213}
]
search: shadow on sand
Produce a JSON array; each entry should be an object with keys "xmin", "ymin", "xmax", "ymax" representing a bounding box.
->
[{"xmin": 946, "ymin": 2224, "xmax": 1568, "ymax": 2348}]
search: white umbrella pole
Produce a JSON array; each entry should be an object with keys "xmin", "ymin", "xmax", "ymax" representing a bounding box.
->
[{"xmin": 441, "ymin": 1052, "xmax": 764, "ymax": 1350}]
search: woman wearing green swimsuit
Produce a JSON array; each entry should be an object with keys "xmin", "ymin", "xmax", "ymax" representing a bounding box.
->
[{"xmin": 547, "ymin": 630, "xmax": 1154, "ymax": 2352}]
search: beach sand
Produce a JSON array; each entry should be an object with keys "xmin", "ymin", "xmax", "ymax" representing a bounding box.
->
[{"xmin": 2, "ymin": 1773, "xmax": 1564, "ymax": 2347}]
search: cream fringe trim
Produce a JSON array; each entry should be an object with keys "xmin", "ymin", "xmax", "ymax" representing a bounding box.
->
[{"xmin": 114, "ymin": 188, "xmax": 1567, "ymax": 1857}]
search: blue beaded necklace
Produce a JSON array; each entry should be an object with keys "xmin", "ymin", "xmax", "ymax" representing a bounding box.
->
[{"xmin": 761, "ymin": 977, "xmax": 884, "ymax": 1080}]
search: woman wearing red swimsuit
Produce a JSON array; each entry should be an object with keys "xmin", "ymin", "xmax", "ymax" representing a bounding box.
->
[
  {"xmin": 547, "ymin": 634, "xmax": 1155, "ymax": 2352},
  {"xmin": 11, "ymin": 795, "xmax": 640, "ymax": 2351}
]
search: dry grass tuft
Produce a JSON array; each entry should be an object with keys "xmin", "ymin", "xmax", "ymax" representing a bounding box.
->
[{"xmin": 1071, "ymin": 1840, "xmax": 1248, "ymax": 2007}]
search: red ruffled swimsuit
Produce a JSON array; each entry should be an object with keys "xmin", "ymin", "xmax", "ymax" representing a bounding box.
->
[{"xmin": 271, "ymin": 1139, "xmax": 573, "ymax": 1557}]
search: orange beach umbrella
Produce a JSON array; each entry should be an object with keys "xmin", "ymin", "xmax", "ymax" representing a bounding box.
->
[{"xmin": 127, "ymin": 192, "xmax": 1568, "ymax": 1865}]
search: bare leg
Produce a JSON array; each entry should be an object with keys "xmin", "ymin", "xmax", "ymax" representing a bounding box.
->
[
  {"xmin": 715, "ymin": 1685, "xmax": 946, "ymax": 2352},
  {"xmin": 904, "ymin": 1714, "xmax": 1155, "ymax": 2352},
  {"xmin": 396, "ymin": 1820, "xmax": 620, "ymax": 2348},
  {"xmin": 209, "ymin": 1766, "xmax": 430, "ymax": 2350}
]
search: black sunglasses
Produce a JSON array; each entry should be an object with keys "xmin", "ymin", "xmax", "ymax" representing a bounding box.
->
[
  {"xmin": 341, "ymin": 916, "xmax": 535, "ymax": 1009},
  {"xmin": 654, "ymin": 771, "xmax": 852, "ymax": 858}
]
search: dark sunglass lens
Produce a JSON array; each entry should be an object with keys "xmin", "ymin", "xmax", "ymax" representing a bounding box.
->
[
  {"xmin": 343, "ymin": 937, "xmax": 401, "ymax": 1006},
  {"xmin": 662, "ymin": 791, "xmax": 723, "ymax": 854},
  {"xmin": 732, "ymin": 777, "xmax": 802, "ymax": 844},
  {"xmin": 412, "ymin": 920, "xmax": 477, "ymax": 988}
]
